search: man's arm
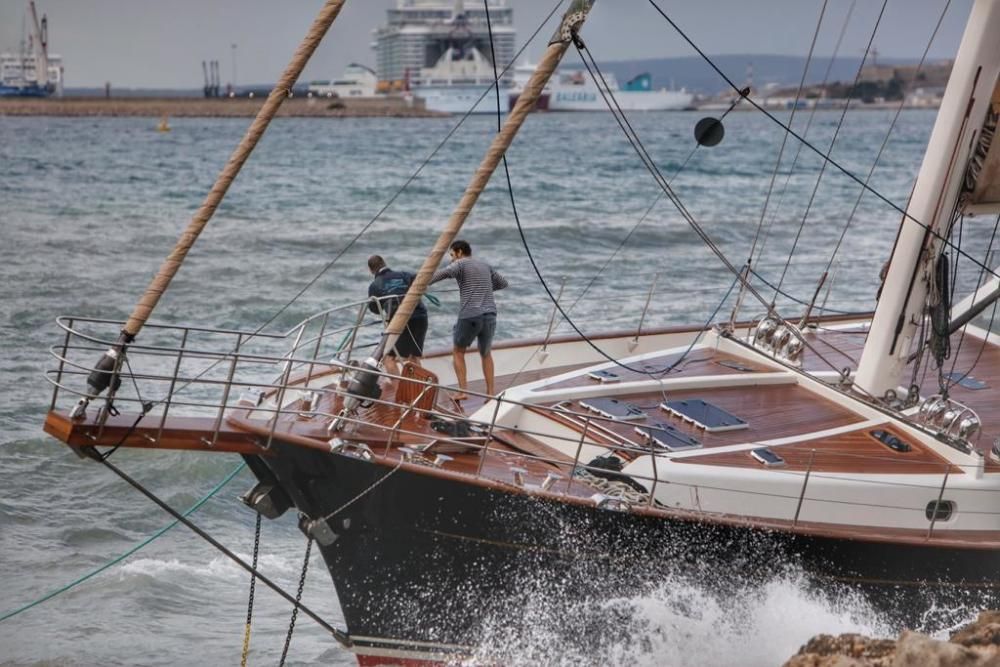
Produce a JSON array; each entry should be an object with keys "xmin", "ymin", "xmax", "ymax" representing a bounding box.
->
[
  {"xmin": 430, "ymin": 263, "xmax": 458, "ymax": 285},
  {"xmin": 367, "ymin": 281, "xmax": 381, "ymax": 314},
  {"xmin": 491, "ymin": 268, "xmax": 508, "ymax": 291}
]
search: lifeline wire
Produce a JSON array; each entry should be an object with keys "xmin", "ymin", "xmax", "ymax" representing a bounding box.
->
[
  {"xmin": 0, "ymin": 461, "xmax": 246, "ymax": 624},
  {"xmin": 645, "ymin": 0, "xmax": 1000, "ymax": 285}
]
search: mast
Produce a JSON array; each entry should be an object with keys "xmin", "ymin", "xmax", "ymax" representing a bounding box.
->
[
  {"xmin": 28, "ymin": 1, "xmax": 47, "ymax": 89},
  {"xmin": 854, "ymin": 0, "xmax": 1000, "ymax": 399},
  {"xmin": 379, "ymin": 0, "xmax": 595, "ymax": 359}
]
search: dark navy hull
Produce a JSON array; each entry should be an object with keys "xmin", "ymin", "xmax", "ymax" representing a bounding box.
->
[
  {"xmin": 0, "ymin": 84, "xmax": 50, "ymax": 97},
  {"xmin": 249, "ymin": 442, "xmax": 1000, "ymax": 657}
]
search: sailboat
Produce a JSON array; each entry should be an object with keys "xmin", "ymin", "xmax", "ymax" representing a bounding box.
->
[{"xmin": 40, "ymin": 0, "xmax": 1000, "ymax": 664}]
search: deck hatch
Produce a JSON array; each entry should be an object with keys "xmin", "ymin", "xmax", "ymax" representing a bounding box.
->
[
  {"xmin": 869, "ymin": 429, "xmax": 912, "ymax": 453},
  {"xmin": 579, "ymin": 398, "xmax": 646, "ymax": 421},
  {"xmin": 634, "ymin": 422, "xmax": 702, "ymax": 451},
  {"xmin": 587, "ymin": 369, "xmax": 621, "ymax": 383},
  {"xmin": 945, "ymin": 372, "xmax": 988, "ymax": 390},
  {"xmin": 661, "ymin": 398, "xmax": 748, "ymax": 432}
]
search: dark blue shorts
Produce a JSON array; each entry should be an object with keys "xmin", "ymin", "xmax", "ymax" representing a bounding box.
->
[{"xmin": 453, "ymin": 313, "xmax": 496, "ymax": 356}]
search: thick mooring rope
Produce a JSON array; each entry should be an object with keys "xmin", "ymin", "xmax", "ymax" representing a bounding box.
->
[{"xmin": 124, "ymin": 0, "xmax": 348, "ymax": 338}]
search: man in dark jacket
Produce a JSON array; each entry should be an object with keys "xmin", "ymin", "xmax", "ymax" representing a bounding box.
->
[{"xmin": 367, "ymin": 255, "xmax": 428, "ymax": 376}]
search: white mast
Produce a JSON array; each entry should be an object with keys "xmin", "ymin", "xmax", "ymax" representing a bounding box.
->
[
  {"xmin": 27, "ymin": 1, "xmax": 48, "ymax": 89},
  {"xmin": 854, "ymin": 0, "xmax": 1000, "ymax": 398}
]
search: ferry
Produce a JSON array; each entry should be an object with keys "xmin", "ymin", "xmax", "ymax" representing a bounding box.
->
[{"xmin": 511, "ymin": 67, "xmax": 693, "ymax": 112}]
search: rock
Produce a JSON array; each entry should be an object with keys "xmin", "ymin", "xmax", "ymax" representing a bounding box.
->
[
  {"xmin": 950, "ymin": 611, "xmax": 1000, "ymax": 649},
  {"xmin": 893, "ymin": 630, "xmax": 985, "ymax": 666},
  {"xmin": 784, "ymin": 633, "xmax": 896, "ymax": 667},
  {"xmin": 784, "ymin": 611, "xmax": 1000, "ymax": 667}
]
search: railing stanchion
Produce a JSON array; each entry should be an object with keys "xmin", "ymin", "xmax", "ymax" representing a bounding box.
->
[
  {"xmin": 283, "ymin": 325, "xmax": 306, "ymax": 380},
  {"xmin": 207, "ymin": 333, "xmax": 242, "ymax": 447},
  {"xmin": 566, "ymin": 417, "xmax": 591, "ymax": 496},
  {"xmin": 50, "ymin": 318, "xmax": 74, "ymax": 412},
  {"xmin": 927, "ymin": 463, "xmax": 951, "ymax": 539},
  {"xmin": 632, "ymin": 272, "xmax": 659, "ymax": 347},
  {"xmin": 157, "ymin": 328, "xmax": 189, "ymax": 444},
  {"xmin": 476, "ymin": 393, "xmax": 505, "ymax": 478},
  {"xmin": 265, "ymin": 342, "xmax": 299, "ymax": 451},
  {"xmin": 342, "ymin": 303, "xmax": 368, "ymax": 363},
  {"xmin": 793, "ymin": 449, "xmax": 815, "ymax": 526},
  {"xmin": 647, "ymin": 436, "xmax": 659, "ymax": 506},
  {"xmin": 541, "ymin": 277, "xmax": 567, "ymax": 355},
  {"xmin": 306, "ymin": 311, "xmax": 331, "ymax": 385}
]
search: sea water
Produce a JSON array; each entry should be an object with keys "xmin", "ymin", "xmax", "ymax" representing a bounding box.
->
[{"xmin": 0, "ymin": 109, "xmax": 985, "ymax": 665}]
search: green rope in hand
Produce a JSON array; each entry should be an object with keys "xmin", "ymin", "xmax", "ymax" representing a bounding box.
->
[{"xmin": 0, "ymin": 461, "xmax": 247, "ymax": 624}]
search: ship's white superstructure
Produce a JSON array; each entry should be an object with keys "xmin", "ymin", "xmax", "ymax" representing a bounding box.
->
[
  {"xmin": 373, "ymin": 0, "xmax": 514, "ymax": 114},
  {"xmin": 308, "ymin": 63, "xmax": 378, "ymax": 98},
  {"xmin": 1, "ymin": 2, "xmax": 63, "ymax": 97}
]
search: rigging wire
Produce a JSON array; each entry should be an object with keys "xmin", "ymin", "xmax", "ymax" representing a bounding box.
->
[
  {"xmin": 749, "ymin": 0, "xmax": 855, "ymax": 273},
  {"xmin": 572, "ymin": 42, "xmax": 777, "ymax": 315},
  {"xmin": 944, "ymin": 214, "xmax": 1000, "ymax": 392},
  {"xmin": 126, "ymin": 0, "xmax": 568, "ymax": 409},
  {"xmin": 88, "ymin": 451, "xmax": 351, "ymax": 647},
  {"xmin": 565, "ymin": 94, "xmax": 746, "ymax": 318},
  {"xmin": 773, "ymin": 0, "xmax": 888, "ymax": 299},
  {"xmin": 746, "ymin": 0, "xmax": 829, "ymax": 275},
  {"xmin": 569, "ymin": 40, "xmax": 849, "ymax": 377},
  {"xmin": 483, "ymin": 2, "xmax": 738, "ymax": 377},
  {"xmin": 644, "ymin": 0, "xmax": 1000, "ymax": 286},
  {"xmin": 820, "ymin": 0, "xmax": 953, "ymax": 279},
  {"xmin": 0, "ymin": 461, "xmax": 247, "ymax": 624}
]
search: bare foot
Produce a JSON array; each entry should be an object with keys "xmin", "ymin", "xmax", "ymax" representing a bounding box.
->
[{"xmin": 451, "ymin": 391, "xmax": 468, "ymax": 401}]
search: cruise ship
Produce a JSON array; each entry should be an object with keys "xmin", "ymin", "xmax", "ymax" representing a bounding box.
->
[
  {"xmin": 1, "ymin": 2, "xmax": 63, "ymax": 98},
  {"xmin": 373, "ymin": 0, "xmax": 515, "ymax": 114}
]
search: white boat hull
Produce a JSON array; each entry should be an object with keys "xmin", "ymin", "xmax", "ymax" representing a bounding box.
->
[{"xmin": 548, "ymin": 87, "xmax": 693, "ymax": 111}]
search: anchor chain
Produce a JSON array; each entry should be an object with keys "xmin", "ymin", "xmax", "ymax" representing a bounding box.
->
[
  {"xmin": 240, "ymin": 513, "xmax": 262, "ymax": 667},
  {"xmin": 278, "ymin": 537, "xmax": 313, "ymax": 667}
]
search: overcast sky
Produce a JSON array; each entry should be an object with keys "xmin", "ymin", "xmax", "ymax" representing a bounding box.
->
[{"xmin": 0, "ymin": 0, "xmax": 974, "ymax": 89}]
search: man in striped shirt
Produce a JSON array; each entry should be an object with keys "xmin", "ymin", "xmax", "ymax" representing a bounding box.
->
[{"xmin": 430, "ymin": 239, "xmax": 508, "ymax": 400}]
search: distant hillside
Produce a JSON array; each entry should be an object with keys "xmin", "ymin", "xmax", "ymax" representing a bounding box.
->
[{"xmin": 593, "ymin": 54, "xmax": 920, "ymax": 95}]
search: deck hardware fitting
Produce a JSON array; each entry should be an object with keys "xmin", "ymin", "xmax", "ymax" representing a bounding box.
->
[{"xmin": 541, "ymin": 472, "xmax": 563, "ymax": 491}]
